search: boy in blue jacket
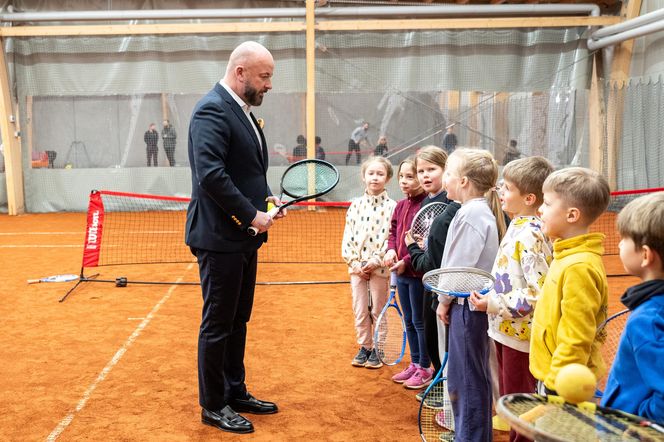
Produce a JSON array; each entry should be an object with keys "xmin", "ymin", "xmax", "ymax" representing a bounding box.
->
[{"xmin": 601, "ymin": 191, "xmax": 664, "ymax": 422}]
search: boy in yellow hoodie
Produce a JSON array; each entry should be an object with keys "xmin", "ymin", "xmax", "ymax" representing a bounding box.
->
[{"xmin": 530, "ymin": 167, "xmax": 611, "ymax": 394}]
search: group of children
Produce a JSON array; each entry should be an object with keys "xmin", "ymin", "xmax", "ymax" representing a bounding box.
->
[{"xmin": 341, "ymin": 145, "xmax": 664, "ymax": 441}]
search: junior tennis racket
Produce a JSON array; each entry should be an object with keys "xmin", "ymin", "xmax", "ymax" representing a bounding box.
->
[
  {"xmin": 497, "ymin": 393, "xmax": 664, "ymax": 442},
  {"xmin": 374, "ymin": 272, "xmax": 406, "ymax": 365},
  {"xmin": 422, "ymin": 267, "xmax": 494, "ymax": 298},
  {"xmin": 248, "ymin": 159, "xmax": 339, "ymax": 235},
  {"xmin": 410, "ymin": 202, "xmax": 447, "ymax": 251},
  {"xmin": 597, "ymin": 309, "xmax": 630, "ymax": 394},
  {"xmin": 28, "ymin": 274, "xmax": 79, "ymax": 284},
  {"xmin": 419, "ymin": 324, "xmax": 454, "ymax": 441}
]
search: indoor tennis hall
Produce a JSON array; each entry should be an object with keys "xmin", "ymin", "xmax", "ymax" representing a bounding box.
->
[{"xmin": 0, "ymin": 1, "xmax": 663, "ymax": 441}]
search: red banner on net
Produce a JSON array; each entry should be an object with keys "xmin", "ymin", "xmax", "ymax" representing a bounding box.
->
[{"xmin": 81, "ymin": 191, "xmax": 104, "ymax": 268}]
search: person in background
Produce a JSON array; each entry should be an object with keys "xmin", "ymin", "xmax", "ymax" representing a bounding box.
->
[
  {"xmin": 144, "ymin": 123, "xmax": 159, "ymax": 167},
  {"xmin": 503, "ymin": 139, "xmax": 521, "ymax": 166},
  {"xmin": 291, "ymin": 134, "xmax": 307, "ymax": 163},
  {"xmin": 442, "ymin": 126, "xmax": 458, "ymax": 154},
  {"xmin": 162, "ymin": 119, "xmax": 177, "ymax": 166},
  {"xmin": 347, "ymin": 121, "xmax": 370, "ymax": 165},
  {"xmin": 315, "ymin": 136, "xmax": 326, "ymax": 160},
  {"xmin": 375, "ymin": 135, "xmax": 388, "ymax": 157}
]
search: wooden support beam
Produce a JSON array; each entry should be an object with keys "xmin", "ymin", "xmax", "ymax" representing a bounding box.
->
[
  {"xmin": 604, "ymin": 0, "xmax": 643, "ymax": 189},
  {"xmin": 0, "ymin": 16, "xmax": 620, "ymax": 37},
  {"xmin": 494, "ymin": 92, "xmax": 509, "ymax": 161},
  {"xmin": 588, "ymin": 53, "xmax": 605, "ymax": 176},
  {"xmin": 161, "ymin": 93, "xmax": 169, "ymax": 123},
  {"xmin": 0, "ymin": 37, "xmax": 24, "ymax": 214},
  {"xmin": 469, "ymin": 92, "xmax": 481, "ymax": 148}
]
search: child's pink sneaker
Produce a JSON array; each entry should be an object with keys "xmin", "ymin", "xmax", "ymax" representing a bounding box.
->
[
  {"xmin": 391, "ymin": 363, "xmax": 417, "ymax": 383},
  {"xmin": 403, "ymin": 367, "xmax": 433, "ymax": 389}
]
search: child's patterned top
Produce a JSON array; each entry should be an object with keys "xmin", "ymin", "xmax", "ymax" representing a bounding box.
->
[
  {"xmin": 341, "ymin": 190, "xmax": 396, "ymax": 276},
  {"xmin": 486, "ymin": 215, "xmax": 552, "ymax": 352}
]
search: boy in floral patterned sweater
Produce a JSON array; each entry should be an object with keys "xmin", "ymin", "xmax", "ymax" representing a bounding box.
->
[{"xmin": 470, "ymin": 156, "xmax": 554, "ymax": 442}]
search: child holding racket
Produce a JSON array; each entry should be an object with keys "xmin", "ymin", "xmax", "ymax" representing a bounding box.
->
[
  {"xmin": 408, "ymin": 146, "xmax": 456, "ymax": 378},
  {"xmin": 529, "ymin": 167, "xmax": 610, "ymax": 396},
  {"xmin": 601, "ymin": 191, "xmax": 664, "ymax": 422},
  {"xmin": 436, "ymin": 148, "xmax": 507, "ymax": 442},
  {"xmin": 468, "ymin": 156, "xmax": 554, "ymax": 442},
  {"xmin": 342, "ymin": 156, "xmax": 396, "ymax": 369},
  {"xmin": 384, "ymin": 157, "xmax": 432, "ymax": 388}
]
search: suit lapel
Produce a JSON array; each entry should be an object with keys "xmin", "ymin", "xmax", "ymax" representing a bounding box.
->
[
  {"xmin": 215, "ymin": 84, "xmax": 264, "ymax": 170},
  {"xmin": 250, "ymin": 112, "xmax": 269, "ymax": 171}
]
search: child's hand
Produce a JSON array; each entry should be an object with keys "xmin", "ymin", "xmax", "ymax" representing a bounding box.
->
[
  {"xmin": 383, "ymin": 250, "xmax": 397, "ymax": 267},
  {"xmin": 361, "ymin": 259, "xmax": 378, "ymax": 277},
  {"xmin": 389, "ymin": 259, "xmax": 405, "ymax": 275},
  {"xmin": 404, "ymin": 230, "xmax": 416, "ymax": 247},
  {"xmin": 469, "ymin": 291, "xmax": 488, "ymax": 312},
  {"xmin": 436, "ymin": 301, "xmax": 450, "ymax": 325}
]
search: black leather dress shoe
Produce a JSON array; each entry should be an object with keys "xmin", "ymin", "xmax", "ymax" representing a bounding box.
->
[
  {"xmin": 228, "ymin": 393, "xmax": 278, "ymax": 415},
  {"xmin": 201, "ymin": 406, "xmax": 254, "ymax": 434}
]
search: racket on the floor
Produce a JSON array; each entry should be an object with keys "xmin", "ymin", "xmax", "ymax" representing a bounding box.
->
[
  {"xmin": 596, "ymin": 309, "xmax": 630, "ymax": 394},
  {"xmin": 374, "ymin": 272, "xmax": 406, "ymax": 365},
  {"xmin": 27, "ymin": 274, "xmax": 79, "ymax": 284},
  {"xmin": 248, "ymin": 159, "xmax": 339, "ymax": 235},
  {"xmin": 497, "ymin": 393, "xmax": 664, "ymax": 442},
  {"xmin": 418, "ymin": 323, "xmax": 454, "ymax": 441},
  {"xmin": 410, "ymin": 202, "xmax": 447, "ymax": 250},
  {"xmin": 422, "ymin": 267, "xmax": 494, "ymax": 298}
]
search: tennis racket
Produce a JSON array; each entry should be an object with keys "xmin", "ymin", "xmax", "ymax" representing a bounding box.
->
[
  {"xmin": 418, "ymin": 323, "xmax": 454, "ymax": 441},
  {"xmin": 597, "ymin": 309, "xmax": 630, "ymax": 394},
  {"xmin": 422, "ymin": 267, "xmax": 495, "ymax": 298},
  {"xmin": 374, "ymin": 272, "xmax": 406, "ymax": 365},
  {"xmin": 27, "ymin": 274, "xmax": 79, "ymax": 284},
  {"xmin": 497, "ymin": 393, "xmax": 664, "ymax": 442},
  {"xmin": 410, "ymin": 202, "xmax": 448, "ymax": 251},
  {"xmin": 247, "ymin": 159, "xmax": 339, "ymax": 235},
  {"xmin": 361, "ymin": 261, "xmax": 373, "ymax": 325}
]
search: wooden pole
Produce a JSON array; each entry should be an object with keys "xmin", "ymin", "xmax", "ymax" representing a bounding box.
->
[{"xmin": 0, "ymin": 37, "xmax": 24, "ymax": 214}]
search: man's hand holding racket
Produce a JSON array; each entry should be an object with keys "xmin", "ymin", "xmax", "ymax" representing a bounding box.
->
[{"xmin": 250, "ymin": 197, "xmax": 288, "ymax": 234}]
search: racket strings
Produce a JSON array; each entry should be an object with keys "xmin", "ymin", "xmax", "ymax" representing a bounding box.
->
[
  {"xmin": 375, "ymin": 306, "xmax": 404, "ymax": 365},
  {"xmin": 281, "ymin": 162, "xmax": 338, "ymax": 198},
  {"xmin": 502, "ymin": 397, "xmax": 661, "ymax": 441},
  {"xmin": 597, "ymin": 310, "xmax": 630, "ymax": 391},
  {"xmin": 419, "ymin": 378, "xmax": 454, "ymax": 441},
  {"xmin": 423, "ymin": 271, "xmax": 494, "ymax": 295},
  {"xmin": 410, "ymin": 203, "xmax": 447, "ymax": 249}
]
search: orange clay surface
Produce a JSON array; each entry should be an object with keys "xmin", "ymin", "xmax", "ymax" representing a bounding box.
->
[{"xmin": 0, "ymin": 213, "xmax": 632, "ymax": 441}]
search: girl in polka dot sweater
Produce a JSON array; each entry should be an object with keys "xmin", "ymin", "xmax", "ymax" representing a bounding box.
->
[{"xmin": 342, "ymin": 156, "xmax": 397, "ymax": 369}]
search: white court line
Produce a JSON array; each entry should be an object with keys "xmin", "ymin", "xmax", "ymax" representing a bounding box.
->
[
  {"xmin": 0, "ymin": 245, "xmax": 81, "ymax": 248},
  {"xmin": 45, "ymin": 263, "xmax": 195, "ymax": 442},
  {"xmin": 0, "ymin": 232, "xmax": 80, "ymax": 235}
]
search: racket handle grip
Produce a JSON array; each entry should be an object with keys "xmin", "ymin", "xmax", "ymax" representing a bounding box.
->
[
  {"xmin": 27, "ymin": 279, "xmax": 40, "ymax": 284},
  {"xmin": 247, "ymin": 206, "xmax": 281, "ymax": 236}
]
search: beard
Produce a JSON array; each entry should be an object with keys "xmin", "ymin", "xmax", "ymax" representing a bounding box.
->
[{"xmin": 244, "ymin": 82, "xmax": 264, "ymax": 106}]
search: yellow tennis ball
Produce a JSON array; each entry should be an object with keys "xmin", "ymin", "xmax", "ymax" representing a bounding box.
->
[
  {"xmin": 267, "ymin": 202, "xmax": 275, "ymax": 211},
  {"xmin": 555, "ymin": 363, "xmax": 596, "ymax": 404}
]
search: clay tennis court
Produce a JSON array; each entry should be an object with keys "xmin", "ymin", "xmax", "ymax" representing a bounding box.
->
[{"xmin": 0, "ymin": 212, "xmax": 633, "ymax": 441}]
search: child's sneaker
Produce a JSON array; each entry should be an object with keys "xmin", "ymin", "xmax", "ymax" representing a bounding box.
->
[
  {"xmin": 351, "ymin": 347, "xmax": 370, "ymax": 367},
  {"xmin": 365, "ymin": 348, "xmax": 383, "ymax": 369},
  {"xmin": 391, "ymin": 363, "xmax": 417, "ymax": 383},
  {"xmin": 403, "ymin": 367, "xmax": 433, "ymax": 389}
]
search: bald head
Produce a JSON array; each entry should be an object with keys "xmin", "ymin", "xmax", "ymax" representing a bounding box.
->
[{"xmin": 224, "ymin": 41, "xmax": 274, "ymax": 106}]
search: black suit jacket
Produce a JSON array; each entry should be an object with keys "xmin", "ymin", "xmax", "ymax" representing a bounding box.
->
[{"xmin": 185, "ymin": 83, "xmax": 270, "ymax": 253}]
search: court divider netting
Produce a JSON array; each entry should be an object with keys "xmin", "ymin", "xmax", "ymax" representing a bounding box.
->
[
  {"xmin": 60, "ymin": 190, "xmax": 350, "ymax": 302},
  {"xmin": 61, "ymin": 187, "xmax": 664, "ymax": 301}
]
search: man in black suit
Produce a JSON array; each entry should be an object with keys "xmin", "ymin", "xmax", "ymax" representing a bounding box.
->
[{"xmin": 185, "ymin": 41, "xmax": 284, "ymax": 434}]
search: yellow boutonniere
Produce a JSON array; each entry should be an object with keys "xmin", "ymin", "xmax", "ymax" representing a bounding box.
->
[{"xmin": 256, "ymin": 118, "xmax": 264, "ymax": 129}]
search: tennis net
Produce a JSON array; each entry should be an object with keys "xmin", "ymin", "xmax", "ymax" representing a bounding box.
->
[{"xmin": 81, "ymin": 190, "xmax": 350, "ymax": 270}]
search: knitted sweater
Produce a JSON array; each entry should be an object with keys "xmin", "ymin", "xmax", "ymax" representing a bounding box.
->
[
  {"xmin": 341, "ymin": 190, "xmax": 396, "ymax": 276},
  {"xmin": 387, "ymin": 191, "xmax": 427, "ymax": 277}
]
